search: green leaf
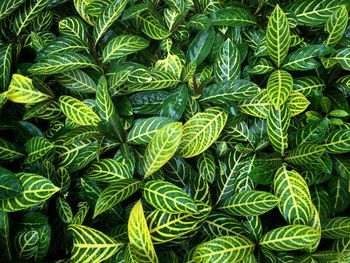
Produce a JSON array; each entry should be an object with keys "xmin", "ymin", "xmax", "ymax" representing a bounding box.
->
[
  {"xmin": 197, "ymin": 150, "xmax": 216, "ymax": 183},
  {"xmin": 274, "ymin": 165, "xmax": 313, "ymax": 225},
  {"xmin": 178, "ymin": 107, "xmax": 228, "ymax": 158},
  {"xmin": 200, "ymin": 79, "xmax": 261, "ymax": 105},
  {"xmin": 137, "ymin": 11, "xmax": 171, "ymax": 40},
  {"xmin": 325, "ymin": 6, "xmax": 348, "ymax": 46},
  {"xmin": 94, "ymin": 179, "xmax": 142, "ymax": 218},
  {"xmin": 266, "ymin": 4, "xmax": 290, "ymax": 67},
  {"xmin": 0, "ymin": 44, "xmax": 12, "ymax": 91},
  {"xmin": 147, "ymin": 203, "xmax": 211, "ymax": 244},
  {"xmin": 55, "ymin": 69, "xmax": 97, "ymax": 94},
  {"xmin": 291, "ymin": 119, "xmax": 329, "ymax": 146},
  {"xmin": 15, "ymin": 230, "xmax": 39, "ymax": 260},
  {"xmin": 186, "ymin": 30, "xmax": 215, "ymax": 65},
  {"xmin": 128, "ymin": 200, "xmax": 159, "ymax": 263},
  {"xmin": 191, "ymin": 235, "xmax": 255, "ymax": 262},
  {"xmin": 333, "ymin": 156, "xmax": 350, "ymax": 181},
  {"xmin": 210, "ymin": 7, "xmax": 256, "ymax": 26},
  {"xmin": 57, "ymin": 197, "xmax": 73, "ymax": 224},
  {"xmin": 12, "ymin": 0, "xmax": 48, "ymax": 36},
  {"xmin": 143, "ymin": 122, "xmax": 183, "ymax": 178},
  {"xmin": 311, "ymin": 186, "xmax": 331, "ymax": 224},
  {"xmin": 5, "ymin": 74, "xmax": 51, "ymax": 104},
  {"xmin": 160, "ymin": 85, "xmax": 188, "ymax": 121},
  {"xmin": 0, "ymin": 138, "xmax": 24, "ymax": 160},
  {"xmin": 0, "ymin": 173, "xmax": 59, "ymax": 212},
  {"xmin": 58, "ymin": 16, "xmax": 88, "ymax": 43},
  {"xmin": 0, "ymin": 0, "xmax": 26, "ymax": 21},
  {"xmin": 154, "ymin": 54, "xmax": 183, "ymax": 79},
  {"xmin": 28, "ymin": 53, "xmax": 99, "ymax": 76},
  {"xmin": 333, "ymin": 48, "xmax": 350, "ymax": 71},
  {"xmin": 322, "ymin": 217, "xmax": 350, "ymax": 239},
  {"xmin": 289, "ymin": 0, "xmax": 348, "ymax": 26},
  {"xmin": 282, "ymin": 45, "xmax": 335, "ymax": 71},
  {"xmin": 24, "ymin": 136, "xmax": 54, "ymax": 164},
  {"xmin": 214, "ymin": 38, "xmax": 240, "ymax": 82},
  {"xmin": 143, "ymin": 180, "xmax": 198, "ymax": 213},
  {"xmin": 0, "ymin": 166, "xmax": 22, "ymax": 199},
  {"xmin": 74, "ymin": 0, "xmax": 96, "ymax": 25},
  {"xmin": 248, "ymin": 57, "xmax": 274, "ymax": 75},
  {"xmin": 260, "ymin": 225, "xmax": 321, "ymax": 251},
  {"xmin": 59, "ymin": 95, "xmax": 101, "ymax": 126},
  {"xmin": 68, "ymin": 224, "xmax": 123, "ymax": 263},
  {"xmin": 322, "ymin": 129, "xmax": 350, "ymax": 154},
  {"xmin": 202, "ymin": 212, "xmax": 245, "ymax": 238},
  {"xmin": 0, "ymin": 210, "xmax": 11, "ymax": 260},
  {"xmin": 284, "ymin": 144, "xmax": 326, "ymax": 168},
  {"xmin": 127, "ymin": 117, "xmax": 173, "ymax": 145},
  {"xmin": 327, "ymin": 177, "xmax": 350, "ymax": 215},
  {"xmin": 219, "ymin": 190, "xmax": 278, "ymax": 217},
  {"xmin": 267, "ymin": 104, "xmax": 291, "ymax": 155},
  {"xmin": 84, "ymin": 158, "xmax": 132, "ymax": 183},
  {"xmin": 267, "ymin": 70, "xmax": 293, "ymax": 108},
  {"xmin": 103, "ymin": 35, "xmax": 149, "ymax": 63}
]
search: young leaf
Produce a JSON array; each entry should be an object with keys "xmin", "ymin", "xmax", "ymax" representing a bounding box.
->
[{"xmin": 267, "ymin": 69, "xmax": 293, "ymax": 108}]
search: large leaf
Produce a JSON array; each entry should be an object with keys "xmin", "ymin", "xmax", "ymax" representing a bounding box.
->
[
  {"xmin": 59, "ymin": 95, "xmax": 101, "ymax": 126},
  {"xmin": 322, "ymin": 129, "xmax": 350, "ymax": 154},
  {"xmin": 178, "ymin": 107, "xmax": 228, "ymax": 158},
  {"xmin": 219, "ymin": 190, "xmax": 278, "ymax": 217},
  {"xmin": 103, "ymin": 35, "xmax": 150, "ymax": 63},
  {"xmin": 0, "ymin": 44, "xmax": 12, "ymax": 91},
  {"xmin": 274, "ymin": 165, "xmax": 313, "ymax": 225},
  {"xmin": 322, "ymin": 217, "xmax": 350, "ymax": 239},
  {"xmin": 68, "ymin": 224, "xmax": 123, "ymax": 263},
  {"xmin": 0, "ymin": 0, "xmax": 26, "ymax": 21},
  {"xmin": 197, "ymin": 150, "xmax": 216, "ymax": 183},
  {"xmin": 5, "ymin": 74, "xmax": 51, "ymax": 104},
  {"xmin": 266, "ymin": 4, "xmax": 290, "ymax": 67},
  {"xmin": 55, "ymin": 69, "xmax": 97, "ymax": 94},
  {"xmin": 58, "ymin": 16, "xmax": 88, "ymax": 42},
  {"xmin": 0, "ymin": 138, "xmax": 24, "ymax": 160},
  {"xmin": 142, "ymin": 122, "xmax": 183, "ymax": 178},
  {"xmin": 214, "ymin": 38, "xmax": 240, "ymax": 82},
  {"xmin": 128, "ymin": 200, "xmax": 159, "ymax": 263},
  {"xmin": 191, "ymin": 235, "xmax": 255, "ymax": 262},
  {"xmin": 186, "ymin": 30, "xmax": 215, "ymax": 66},
  {"xmin": 325, "ymin": 6, "xmax": 348, "ymax": 46},
  {"xmin": 0, "ymin": 173, "xmax": 59, "ymax": 212},
  {"xmin": 127, "ymin": 71, "xmax": 179, "ymax": 92},
  {"xmin": 333, "ymin": 48, "xmax": 350, "ymax": 71},
  {"xmin": 0, "ymin": 166, "xmax": 22, "ymax": 199},
  {"xmin": 137, "ymin": 11, "xmax": 171, "ymax": 40},
  {"xmin": 24, "ymin": 136, "xmax": 54, "ymax": 164},
  {"xmin": 159, "ymin": 84, "xmax": 188, "ymax": 121},
  {"xmin": 267, "ymin": 104, "xmax": 290, "ymax": 155},
  {"xmin": 93, "ymin": 0, "xmax": 128, "ymax": 43},
  {"xmin": 267, "ymin": 69, "xmax": 293, "ymax": 108},
  {"xmin": 210, "ymin": 7, "xmax": 256, "ymax": 26},
  {"xmin": 285, "ymin": 144, "xmax": 326, "ymax": 168},
  {"xmin": 143, "ymin": 180, "xmax": 197, "ymax": 213},
  {"xmin": 94, "ymin": 179, "xmax": 142, "ymax": 218},
  {"xmin": 260, "ymin": 225, "xmax": 321, "ymax": 251}
]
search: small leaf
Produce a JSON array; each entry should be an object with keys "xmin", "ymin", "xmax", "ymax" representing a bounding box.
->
[
  {"xmin": 197, "ymin": 150, "xmax": 216, "ymax": 183},
  {"xmin": 57, "ymin": 197, "xmax": 73, "ymax": 224}
]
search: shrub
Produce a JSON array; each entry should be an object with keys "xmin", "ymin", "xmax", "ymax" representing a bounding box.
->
[{"xmin": 0, "ymin": 0, "xmax": 350, "ymax": 262}]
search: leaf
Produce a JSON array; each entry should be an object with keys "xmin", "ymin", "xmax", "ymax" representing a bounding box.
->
[
  {"xmin": 214, "ymin": 38, "xmax": 240, "ymax": 82},
  {"xmin": 143, "ymin": 122, "xmax": 183, "ymax": 178},
  {"xmin": 73, "ymin": 0, "xmax": 96, "ymax": 25},
  {"xmin": 68, "ymin": 224, "xmax": 123, "ymax": 263},
  {"xmin": 55, "ymin": 69, "xmax": 97, "ymax": 94},
  {"xmin": 266, "ymin": 4, "xmax": 290, "ymax": 67},
  {"xmin": 191, "ymin": 235, "xmax": 255, "ymax": 262},
  {"xmin": 186, "ymin": 30, "xmax": 215, "ymax": 66},
  {"xmin": 267, "ymin": 104, "xmax": 290, "ymax": 155},
  {"xmin": 322, "ymin": 217, "xmax": 350, "ymax": 239},
  {"xmin": 282, "ymin": 45, "xmax": 335, "ymax": 71},
  {"xmin": 197, "ymin": 150, "xmax": 216, "ymax": 183},
  {"xmin": 103, "ymin": 35, "xmax": 150, "ymax": 63},
  {"xmin": 291, "ymin": 119, "xmax": 329, "ymax": 146},
  {"xmin": 219, "ymin": 190, "xmax": 278, "ymax": 217},
  {"xmin": 0, "ymin": 138, "xmax": 24, "ymax": 160},
  {"xmin": 84, "ymin": 158, "xmax": 132, "ymax": 183},
  {"xmin": 57, "ymin": 197, "xmax": 73, "ymax": 224},
  {"xmin": 333, "ymin": 156, "xmax": 350, "ymax": 181},
  {"xmin": 267, "ymin": 70, "xmax": 293, "ymax": 108},
  {"xmin": 15, "ymin": 230, "xmax": 39, "ymax": 260},
  {"xmin": 202, "ymin": 212, "xmax": 245, "ymax": 238},
  {"xmin": 274, "ymin": 165, "xmax": 313, "ymax": 225},
  {"xmin": 0, "ymin": 0, "xmax": 26, "ymax": 21},
  {"xmin": 285, "ymin": 144, "xmax": 326, "ymax": 168},
  {"xmin": 0, "ymin": 166, "xmax": 22, "ymax": 199},
  {"xmin": 137, "ymin": 11, "xmax": 171, "ymax": 40},
  {"xmin": 210, "ymin": 7, "xmax": 256, "ymax": 26},
  {"xmin": 289, "ymin": 0, "xmax": 348, "ymax": 26},
  {"xmin": 58, "ymin": 16, "xmax": 88, "ymax": 43},
  {"xmin": 128, "ymin": 200, "xmax": 159, "ymax": 263},
  {"xmin": 0, "ymin": 173, "xmax": 59, "ymax": 212},
  {"xmin": 248, "ymin": 57, "xmax": 274, "ymax": 75},
  {"xmin": 200, "ymin": 79, "xmax": 261, "ymax": 105},
  {"xmin": 178, "ymin": 107, "xmax": 228, "ymax": 158},
  {"xmin": 154, "ymin": 54, "xmax": 183, "ymax": 79},
  {"xmin": 143, "ymin": 180, "xmax": 198, "ymax": 213},
  {"xmin": 12, "ymin": 0, "xmax": 48, "ymax": 36},
  {"xmin": 322, "ymin": 129, "xmax": 350, "ymax": 154},
  {"xmin": 24, "ymin": 136, "xmax": 54, "ymax": 164},
  {"xmin": 333, "ymin": 48, "xmax": 350, "ymax": 71},
  {"xmin": 59, "ymin": 95, "xmax": 101, "ymax": 126},
  {"xmin": 28, "ymin": 53, "xmax": 99, "ymax": 76},
  {"xmin": 127, "ymin": 71, "xmax": 179, "ymax": 92},
  {"xmin": 0, "ymin": 44, "xmax": 12, "ymax": 91},
  {"xmin": 5, "ymin": 74, "xmax": 51, "ymax": 104},
  {"xmin": 94, "ymin": 179, "xmax": 142, "ymax": 218},
  {"xmin": 160, "ymin": 84, "xmax": 188, "ymax": 121},
  {"xmin": 260, "ymin": 225, "xmax": 321, "ymax": 251},
  {"xmin": 325, "ymin": 6, "xmax": 348, "ymax": 46}
]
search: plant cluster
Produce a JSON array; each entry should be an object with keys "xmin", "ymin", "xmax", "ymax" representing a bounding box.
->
[{"xmin": 0, "ymin": 0, "xmax": 350, "ymax": 262}]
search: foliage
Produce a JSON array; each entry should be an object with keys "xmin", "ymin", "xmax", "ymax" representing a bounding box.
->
[{"xmin": 0, "ymin": 0, "xmax": 349, "ymax": 262}]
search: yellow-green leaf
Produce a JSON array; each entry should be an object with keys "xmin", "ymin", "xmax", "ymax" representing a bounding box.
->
[{"xmin": 267, "ymin": 69, "xmax": 293, "ymax": 108}]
